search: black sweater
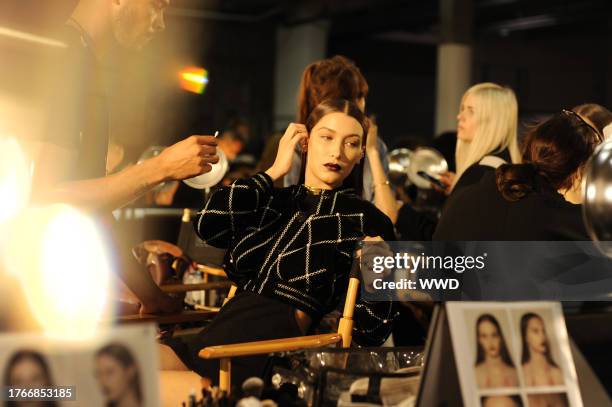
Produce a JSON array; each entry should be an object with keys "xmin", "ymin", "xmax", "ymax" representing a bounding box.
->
[
  {"xmin": 193, "ymin": 172, "xmax": 397, "ymax": 345},
  {"xmin": 433, "ymin": 170, "xmax": 589, "ymax": 240}
]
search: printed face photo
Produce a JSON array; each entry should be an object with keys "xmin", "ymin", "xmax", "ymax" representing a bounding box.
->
[
  {"xmin": 94, "ymin": 343, "xmax": 143, "ymax": 407},
  {"xmin": 446, "ymin": 302, "xmax": 582, "ymax": 407},
  {"xmin": 526, "ymin": 393, "xmax": 569, "ymax": 407},
  {"xmin": 514, "ymin": 309, "xmax": 565, "ymax": 388},
  {"xmin": 0, "ymin": 325, "xmax": 158, "ymax": 407},
  {"xmin": 481, "ymin": 395, "xmax": 523, "ymax": 407},
  {"xmin": 467, "ymin": 310, "xmax": 519, "ymax": 389}
]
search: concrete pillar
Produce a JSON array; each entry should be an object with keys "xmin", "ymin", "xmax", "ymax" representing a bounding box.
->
[
  {"xmin": 435, "ymin": 0, "xmax": 474, "ymax": 135},
  {"xmin": 273, "ymin": 21, "xmax": 329, "ymax": 131}
]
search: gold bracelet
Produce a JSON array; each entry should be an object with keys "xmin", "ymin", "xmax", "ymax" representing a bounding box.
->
[{"xmin": 374, "ymin": 180, "xmax": 390, "ymax": 188}]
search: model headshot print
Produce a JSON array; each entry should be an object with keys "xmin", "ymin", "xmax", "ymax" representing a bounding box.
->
[
  {"xmin": 481, "ymin": 394, "xmax": 523, "ymax": 407},
  {"xmin": 474, "ymin": 313, "xmax": 519, "ymax": 389},
  {"xmin": 520, "ymin": 312, "xmax": 564, "ymax": 387},
  {"xmin": 3, "ymin": 349, "xmax": 58, "ymax": 407},
  {"xmin": 94, "ymin": 343, "xmax": 143, "ymax": 407}
]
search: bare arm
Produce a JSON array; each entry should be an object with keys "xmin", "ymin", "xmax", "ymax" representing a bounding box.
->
[
  {"xmin": 29, "ymin": 135, "xmax": 218, "ymax": 213},
  {"xmin": 366, "ymin": 120, "xmax": 399, "ymax": 223}
]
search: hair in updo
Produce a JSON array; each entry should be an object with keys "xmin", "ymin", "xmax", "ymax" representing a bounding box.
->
[
  {"xmin": 297, "ymin": 55, "xmax": 368, "ymax": 124},
  {"xmin": 496, "ymin": 110, "xmax": 602, "ymax": 202}
]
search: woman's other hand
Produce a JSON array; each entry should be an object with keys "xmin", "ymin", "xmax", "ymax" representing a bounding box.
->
[
  {"xmin": 265, "ymin": 123, "xmax": 308, "ymax": 181},
  {"xmin": 365, "ymin": 117, "xmax": 378, "ymax": 156},
  {"xmin": 434, "ymin": 171, "xmax": 455, "ymax": 195}
]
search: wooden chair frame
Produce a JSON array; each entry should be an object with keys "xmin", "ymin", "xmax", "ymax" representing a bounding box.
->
[{"xmin": 198, "ymin": 278, "xmax": 360, "ymax": 393}]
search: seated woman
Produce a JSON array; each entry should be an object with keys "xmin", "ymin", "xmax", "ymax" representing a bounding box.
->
[
  {"xmin": 434, "ymin": 109, "xmax": 603, "ymax": 240},
  {"xmin": 396, "ymin": 82, "xmax": 520, "ymax": 240},
  {"xmin": 159, "ymin": 99, "xmax": 396, "ymax": 387},
  {"xmin": 284, "ymin": 55, "xmax": 397, "ymax": 223}
]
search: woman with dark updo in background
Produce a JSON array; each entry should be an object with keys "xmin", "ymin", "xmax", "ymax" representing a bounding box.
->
[{"xmin": 434, "ymin": 109, "xmax": 603, "ymax": 240}]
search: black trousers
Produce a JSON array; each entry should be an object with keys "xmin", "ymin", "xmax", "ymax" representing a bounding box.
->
[{"xmin": 164, "ymin": 291, "xmax": 304, "ymax": 387}]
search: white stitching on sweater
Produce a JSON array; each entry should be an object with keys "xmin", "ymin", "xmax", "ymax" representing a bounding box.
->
[
  {"xmin": 330, "ymin": 193, "xmax": 338, "ymax": 215},
  {"xmin": 259, "ymin": 212, "xmax": 300, "ymax": 293},
  {"xmin": 274, "ymin": 290, "xmax": 317, "ymax": 312},
  {"xmin": 202, "ymin": 228, "xmax": 231, "ymax": 244},
  {"xmin": 275, "ymin": 214, "xmax": 312, "ymax": 279},
  {"xmin": 277, "ymin": 283, "xmax": 323, "ymax": 307},
  {"xmin": 288, "ymin": 268, "xmax": 326, "ymax": 282},
  {"xmin": 315, "ymin": 193, "xmax": 324, "ymax": 214}
]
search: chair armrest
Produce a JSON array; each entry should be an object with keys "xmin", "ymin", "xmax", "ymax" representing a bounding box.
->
[
  {"xmin": 199, "ymin": 333, "xmax": 342, "ymax": 359},
  {"xmin": 118, "ymin": 309, "xmax": 218, "ymax": 324},
  {"xmin": 196, "ymin": 264, "xmax": 227, "ymax": 277},
  {"xmin": 160, "ymin": 281, "xmax": 232, "ymax": 294}
]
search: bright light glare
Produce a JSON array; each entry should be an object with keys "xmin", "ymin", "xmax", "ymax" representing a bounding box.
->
[
  {"xmin": 179, "ymin": 67, "xmax": 209, "ymax": 94},
  {"xmin": 0, "ymin": 137, "xmax": 31, "ymax": 225},
  {"xmin": 6, "ymin": 205, "xmax": 112, "ymax": 341},
  {"xmin": 0, "ymin": 26, "xmax": 67, "ymax": 48},
  {"xmin": 605, "ymin": 186, "xmax": 612, "ymax": 203},
  {"xmin": 586, "ymin": 184, "xmax": 597, "ymax": 202}
]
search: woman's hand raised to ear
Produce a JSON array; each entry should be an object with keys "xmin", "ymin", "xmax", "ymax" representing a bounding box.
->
[{"xmin": 265, "ymin": 123, "xmax": 308, "ymax": 181}]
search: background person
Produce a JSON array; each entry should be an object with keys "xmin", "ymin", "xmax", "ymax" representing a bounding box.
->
[
  {"xmin": 396, "ymin": 82, "xmax": 520, "ymax": 240},
  {"xmin": 25, "ymin": 0, "xmax": 220, "ymax": 315},
  {"xmin": 434, "ymin": 109, "xmax": 603, "ymax": 240}
]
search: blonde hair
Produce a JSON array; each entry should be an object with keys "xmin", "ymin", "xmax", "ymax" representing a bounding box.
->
[{"xmin": 455, "ymin": 83, "xmax": 521, "ymax": 184}]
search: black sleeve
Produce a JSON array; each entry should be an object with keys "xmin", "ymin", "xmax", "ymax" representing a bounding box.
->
[
  {"xmin": 351, "ymin": 200, "xmax": 398, "ymax": 346},
  {"xmin": 454, "ymin": 165, "xmax": 486, "ymax": 191},
  {"xmin": 362, "ymin": 202, "xmax": 396, "ymax": 241},
  {"xmin": 193, "ymin": 172, "xmax": 274, "ymax": 248},
  {"xmin": 395, "ymin": 204, "xmax": 437, "ymax": 241},
  {"xmin": 44, "ymin": 28, "xmax": 88, "ymax": 151},
  {"xmin": 352, "ymin": 300, "xmax": 398, "ymax": 346}
]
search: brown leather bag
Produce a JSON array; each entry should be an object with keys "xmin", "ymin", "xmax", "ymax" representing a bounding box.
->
[{"xmin": 131, "ymin": 240, "xmax": 196, "ymax": 286}]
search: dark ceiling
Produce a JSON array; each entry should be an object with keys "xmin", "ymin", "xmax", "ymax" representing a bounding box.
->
[
  {"xmin": 169, "ymin": 0, "xmax": 612, "ymax": 41},
  {"xmin": 1, "ymin": 0, "xmax": 610, "ymax": 41}
]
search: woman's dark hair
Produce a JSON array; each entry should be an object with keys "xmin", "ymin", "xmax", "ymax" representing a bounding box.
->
[
  {"xmin": 4, "ymin": 350, "xmax": 57, "ymax": 407},
  {"xmin": 298, "ymin": 99, "xmax": 368, "ymax": 196},
  {"xmin": 96, "ymin": 343, "xmax": 142, "ymax": 406},
  {"xmin": 297, "ymin": 55, "xmax": 368, "ymax": 124},
  {"xmin": 573, "ymin": 103, "xmax": 612, "ymax": 134},
  {"xmin": 520, "ymin": 312, "xmax": 558, "ymax": 367},
  {"xmin": 475, "ymin": 314, "xmax": 515, "ymax": 368},
  {"xmin": 496, "ymin": 110, "xmax": 603, "ymax": 202}
]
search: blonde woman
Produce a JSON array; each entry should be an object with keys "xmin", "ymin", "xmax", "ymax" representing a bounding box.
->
[
  {"xmin": 396, "ymin": 82, "xmax": 520, "ymax": 240},
  {"xmin": 441, "ymin": 82, "xmax": 521, "ymax": 193}
]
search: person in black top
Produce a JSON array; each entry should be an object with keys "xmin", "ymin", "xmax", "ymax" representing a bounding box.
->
[
  {"xmin": 31, "ymin": 0, "xmax": 219, "ymax": 213},
  {"xmin": 434, "ymin": 109, "xmax": 603, "ymax": 240},
  {"xmin": 160, "ymin": 99, "xmax": 397, "ymax": 385},
  {"xmin": 396, "ymin": 82, "xmax": 521, "ymax": 240},
  {"xmin": 24, "ymin": 0, "xmax": 222, "ymax": 315}
]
